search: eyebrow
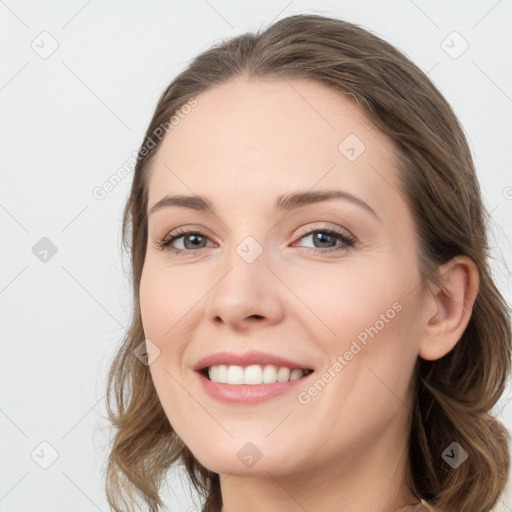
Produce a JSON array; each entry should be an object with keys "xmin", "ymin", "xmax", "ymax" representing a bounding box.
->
[{"xmin": 147, "ymin": 190, "xmax": 380, "ymax": 221}]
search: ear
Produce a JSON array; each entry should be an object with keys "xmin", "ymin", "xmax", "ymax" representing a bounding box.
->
[{"xmin": 418, "ymin": 255, "xmax": 480, "ymax": 361}]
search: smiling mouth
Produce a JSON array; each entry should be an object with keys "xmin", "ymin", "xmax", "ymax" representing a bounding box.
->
[{"xmin": 200, "ymin": 364, "xmax": 314, "ymax": 385}]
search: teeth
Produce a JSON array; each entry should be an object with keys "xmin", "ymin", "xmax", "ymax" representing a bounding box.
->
[
  {"xmin": 226, "ymin": 365, "xmax": 244, "ymax": 384},
  {"xmin": 207, "ymin": 364, "xmax": 311, "ymax": 385},
  {"xmin": 217, "ymin": 365, "xmax": 228, "ymax": 383},
  {"xmin": 244, "ymin": 365, "xmax": 263, "ymax": 385},
  {"xmin": 277, "ymin": 367, "xmax": 290, "ymax": 382},
  {"xmin": 289, "ymin": 368, "xmax": 304, "ymax": 381},
  {"xmin": 262, "ymin": 364, "xmax": 277, "ymax": 384}
]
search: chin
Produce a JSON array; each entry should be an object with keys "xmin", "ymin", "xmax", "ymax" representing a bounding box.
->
[{"xmin": 186, "ymin": 438, "xmax": 305, "ymax": 478}]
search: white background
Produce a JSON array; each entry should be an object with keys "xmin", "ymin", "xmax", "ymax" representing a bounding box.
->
[{"xmin": 1, "ymin": 1, "xmax": 511, "ymax": 511}]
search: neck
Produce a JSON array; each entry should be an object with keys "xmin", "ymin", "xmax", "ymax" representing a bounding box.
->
[{"xmin": 219, "ymin": 412, "xmax": 418, "ymax": 512}]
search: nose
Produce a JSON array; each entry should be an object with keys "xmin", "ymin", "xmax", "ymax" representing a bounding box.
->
[{"xmin": 204, "ymin": 254, "xmax": 285, "ymax": 331}]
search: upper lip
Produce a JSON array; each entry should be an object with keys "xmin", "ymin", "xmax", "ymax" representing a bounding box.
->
[{"xmin": 193, "ymin": 350, "xmax": 314, "ymax": 372}]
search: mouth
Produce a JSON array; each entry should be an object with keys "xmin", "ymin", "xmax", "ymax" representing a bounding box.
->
[
  {"xmin": 199, "ymin": 364, "xmax": 314, "ymax": 385},
  {"xmin": 193, "ymin": 350, "xmax": 316, "ymax": 403}
]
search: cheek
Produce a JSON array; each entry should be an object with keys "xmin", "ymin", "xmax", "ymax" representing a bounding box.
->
[
  {"xmin": 139, "ymin": 267, "xmax": 198, "ymax": 442},
  {"xmin": 139, "ymin": 275, "xmax": 166, "ymax": 339},
  {"xmin": 290, "ymin": 262, "xmax": 408, "ymax": 343},
  {"xmin": 139, "ymin": 262, "xmax": 192, "ymax": 341},
  {"xmin": 296, "ymin": 259, "xmax": 422, "ymax": 406},
  {"xmin": 139, "ymin": 263, "xmax": 200, "ymax": 390}
]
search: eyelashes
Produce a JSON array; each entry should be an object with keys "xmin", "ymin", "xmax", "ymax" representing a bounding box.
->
[
  {"xmin": 154, "ymin": 228, "xmax": 213, "ymax": 255},
  {"xmin": 153, "ymin": 225, "xmax": 356, "ymax": 257}
]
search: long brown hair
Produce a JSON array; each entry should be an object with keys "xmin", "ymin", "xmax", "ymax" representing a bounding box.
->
[{"xmin": 103, "ymin": 13, "xmax": 511, "ymax": 512}]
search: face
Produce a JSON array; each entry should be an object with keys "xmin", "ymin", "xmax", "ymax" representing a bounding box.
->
[{"xmin": 139, "ymin": 77, "xmax": 427, "ymax": 479}]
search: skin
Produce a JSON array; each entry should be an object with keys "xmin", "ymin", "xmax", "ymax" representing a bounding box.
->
[{"xmin": 139, "ymin": 76, "xmax": 479, "ymax": 512}]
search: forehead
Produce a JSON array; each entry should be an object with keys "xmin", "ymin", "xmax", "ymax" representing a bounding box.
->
[{"xmin": 146, "ymin": 77, "xmax": 404, "ymax": 218}]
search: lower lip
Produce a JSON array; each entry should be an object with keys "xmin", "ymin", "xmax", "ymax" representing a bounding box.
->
[{"xmin": 196, "ymin": 371, "xmax": 314, "ymax": 404}]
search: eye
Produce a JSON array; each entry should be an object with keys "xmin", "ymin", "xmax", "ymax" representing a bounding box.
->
[
  {"xmin": 293, "ymin": 226, "xmax": 356, "ymax": 254},
  {"xmin": 153, "ymin": 227, "xmax": 214, "ymax": 255},
  {"xmin": 153, "ymin": 225, "xmax": 356, "ymax": 256}
]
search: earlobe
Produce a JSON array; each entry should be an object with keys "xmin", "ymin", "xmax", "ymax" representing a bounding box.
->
[{"xmin": 418, "ymin": 256, "xmax": 480, "ymax": 361}]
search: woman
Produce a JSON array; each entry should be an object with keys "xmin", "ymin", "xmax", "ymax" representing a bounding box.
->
[{"xmin": 104, "ymin": 13, "xmax": 511, "ymax": 512}]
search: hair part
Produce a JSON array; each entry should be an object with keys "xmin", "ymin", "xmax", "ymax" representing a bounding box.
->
[{"xmin": 104, "ymin": 13, "xmax": 511, "ymax": 512}]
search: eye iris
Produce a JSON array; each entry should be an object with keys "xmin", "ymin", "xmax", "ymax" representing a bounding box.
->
[
  {"xmin": 313, "ymin": 232, "xmax": 336, "ymax": 248},
  {"xmin": 184, "ymin": 234, "xmax": 205, "ymax": 249}
]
